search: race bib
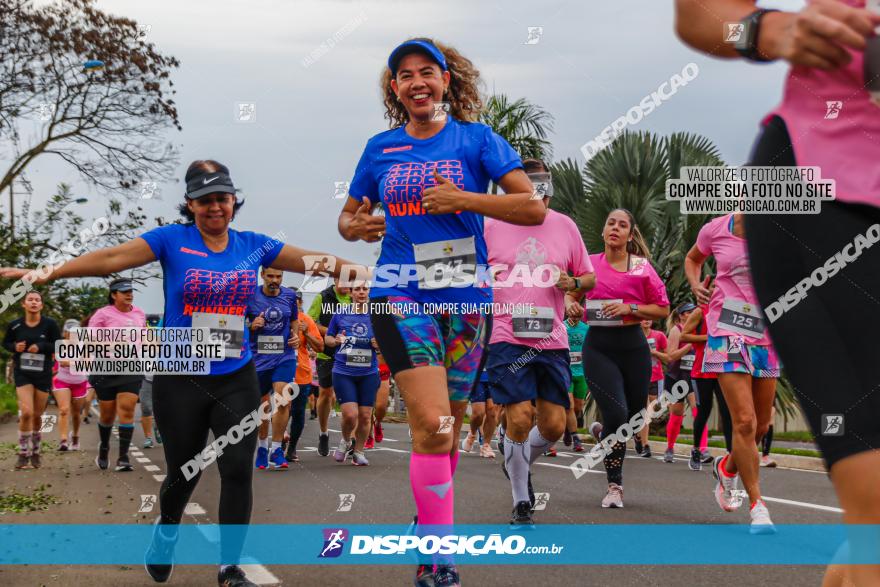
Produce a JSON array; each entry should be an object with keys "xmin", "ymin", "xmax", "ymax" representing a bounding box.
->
[
  {"xmin": 717, "ymin": 299, "xmax": 765, "ymax": 339},
  {"xmin": 413, "ymin": 237, "xmax": 477, "ymax": 290},
  {"xmin": 584, "ymin": 300, "xmax": 623, "ymax": 326},
  {"xmin": 680, "ymin": 352, "xmax": 696, "ymax": 372},
  {"xmin": 257, "ymin": 335, "xmax": 284, "ymax": 354},
  {"xmin": 648, "ymin": 338, "xmax": 656, "ymax": 351},
  {"xmin": 512, "ymin": 306, "xmax": 554, "ymax": 339},
  {"xmin": 20, "ymin": 352, "xmax": 45, "ymax": 372},
  {"xmin": 345, "ymin": 347, "xmax": 372, "ymax": 368},
  {"xmin": 569, "ymin": 350, "xmax": 583, "ymax": 366},
  {"xmin": 192, "ymin": 312, "xmax": 244, "ymax": 359}
]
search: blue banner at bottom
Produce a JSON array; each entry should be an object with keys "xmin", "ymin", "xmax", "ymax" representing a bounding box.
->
[{"xmin": 1, "ymin": 524, "xmax": 879, "ymax": 565}]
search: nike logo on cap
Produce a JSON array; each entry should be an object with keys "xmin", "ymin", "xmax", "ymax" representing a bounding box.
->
[{"xmin": 203, "ymin": 176, "xmax": 219, "ymax": 185}]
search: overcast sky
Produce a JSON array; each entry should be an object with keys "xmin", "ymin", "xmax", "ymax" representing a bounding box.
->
[{"xmin": 19, "ymin": 0, "xmax": 805, "ymax": 314}]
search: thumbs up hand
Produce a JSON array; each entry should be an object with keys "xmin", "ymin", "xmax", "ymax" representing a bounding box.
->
[
  {"xmin": 349, "ymin": 196, "xmax": 386, "ymax": 243},
  {"xmin": 250, "ymin": 312, "xmax": 266, "ymax": 330},
  {"xmin": 422, "ymin": 170, "xmax": 466, "ymax": 215}
]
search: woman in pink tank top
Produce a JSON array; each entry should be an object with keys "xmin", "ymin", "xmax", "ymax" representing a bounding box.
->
[{"xmin": 676, "ymin": 2, "xmax": 880, "ymax": 584}]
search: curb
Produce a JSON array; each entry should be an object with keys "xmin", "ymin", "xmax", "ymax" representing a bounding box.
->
[{"xmin": 648, "ymin": 440, "xmax": 827, "ymax": 473}]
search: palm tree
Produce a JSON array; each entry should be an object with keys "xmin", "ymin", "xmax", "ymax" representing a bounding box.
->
[
  {"xmin": 480, "ymin": 94, "xmax": 554, "ymax": 192},
  {"xmin": 552, "ymin": 130, "xmax": 801, "ymax": 422}
]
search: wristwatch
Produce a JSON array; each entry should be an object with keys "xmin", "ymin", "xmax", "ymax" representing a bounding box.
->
[
  {"xmin": 733, "ymin": 9, "xmax": 778, "ymax": 62},
  {"xmin": 573, "ymin": 277, "xmax": 581, "ymax": 291},
  {"xmin": 629, "ymin": 303, "xmax": 639, "ymax": 314}
]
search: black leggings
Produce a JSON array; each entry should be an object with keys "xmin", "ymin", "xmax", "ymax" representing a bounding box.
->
[
  {"xmin": 153, "ymin": 361, "xmax": 260, "ymax": 564},
  {"xmin": 582, "ymin": 325, "xmax": 651, "ymax": 485},
  {"xmin": 745, "ymin": 115, "xmax": 880, "ymax": 467},
  {"xmin": 287, "ymin": 383, "xmax": 310, "ymax": 452},
  {"xmin": 692, "ymin": 378, "xmax": 732, "ymax": 453}
]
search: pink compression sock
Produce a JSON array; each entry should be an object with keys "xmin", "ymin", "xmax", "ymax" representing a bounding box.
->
[
  {"xmin": 666, "ymin": 414, "xmax": 684, "ymax": 450},
  {"xmin": 449, "ymin": 450, "xmax": 460, "ymax": 477},
  {"xmin": 410, "ymin": 453, "xmax": 454, "ymax": 526}
]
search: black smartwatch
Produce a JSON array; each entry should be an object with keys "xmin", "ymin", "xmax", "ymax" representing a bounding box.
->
[
  {"xmin": 629, "ymin": 303, "xmax": 639, "ymax": 315},
  {"xmin": 733, "ymin": 9, "xmax": 778, "ymax": 62}
]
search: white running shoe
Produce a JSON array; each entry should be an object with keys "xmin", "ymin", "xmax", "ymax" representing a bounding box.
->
[
  {"xmin": 479, "ymin": 444, "xmax": 495, "ymax": 458},
  {"xmin": 461, "ymin": 432, "xmax": 476, "ymax": 453},
  {"xmin": 351, "ymin": 451, "xmax": 369, "ymax": 466},
  {"xmin": 712, "ymin": 455, "xmax": 743, "ymax": 512},
  {"xmin": 601, "ymin": 483, "xmax": 624, "ymax": 508},
  {"xmin": 749, "ymin": 500, "xmax": 776, "ymax": 534},
  {"xmin": 333, "ymin": 438, "xmax": 350, "ymax": 462}
]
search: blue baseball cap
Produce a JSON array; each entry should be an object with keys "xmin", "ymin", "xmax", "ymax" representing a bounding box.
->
[{"xmin": 388, "ymin": 39, "xmax": 448, "ymax": 75}]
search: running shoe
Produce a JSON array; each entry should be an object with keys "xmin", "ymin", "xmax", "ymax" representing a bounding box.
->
[
  {"xmin": 30, "ymin": 453, "xmax": 41, "ymax": 469},
  {"xmin": 640, "ymin": 445, "xmax": 652, "ymax": 458},
  {"xmin": 433, "ymin": 565, "xmax": 461, "ymax": 587},
  {"xmin": 688, "ymin": 448, "xmax": 702, "ymax": 471},
  {"xmin": 96, "ymin": 444, "xmax": 109, "ymax": 470},
  {"xmin": 144, "ymin": 517, "xmax": 177, "ymax": 583},
  {"xmin": 712, "ymin": 455, "xmax": 743, "ymax": 512},
  {"xmin": 760, "ymin": 455, "xmax": 777, "ymax": 468},
  {"xmin": 749, "ymin": 500, "xmax": 777, "ymax": 535},
  {"xmin": 510, "ymin": 501, "xmax": 534, "ymax": 529},
  {"xmin": 143, "ymin": 437, "xmax": 154, "ymax": 449},
  {"xmin": 254, "ymin": 446, "xmax": 269, "ymax": 470},
  {"xmin": 601, "ymin": 483, "xmax": 624, "ymax": 508},
  {"xmin": 155, "ymin": 429, "xmax": 162, "ymax": 444},
  {"xmin": 116, "ymin": 455, "xmax": 133, "ymax": 472},
  {"xmin": 701, "ymin": 450, "xmax": 713, "ymax": 463},
  {"xmin": 374, "ymin": 421, "xmax": 384, "ymax": 443},
  {"xmin": 563, "ymin": 429, "xmax": 572, "ymax": 447},
  {"xmin": 71, "ymin": 437, "xmax": 80, "ymax": 451},
  {"xmin": 589, "ymin": 421, "xmax": 603, "ymax": 443},
  {"xmin": 334, "ymin": 438, "xmax": 350, "ymax": 462},
  {"xmin": 364, "ymin": 435, "xmax": 375, "ymax": 449},
  {"xmin": 461, "ymin": 431, "xmax": 476, "ymax": 453},
  {"xmin": 318, "ymin": 432, "xmax": 330, "ymax": 457},
  {"xmin": 217, "ymin": 564, "xmax": 257, "ymax": 586},
  {"xmin": 285, "ymin": 447, "xmax": 299, "ymax": 463},
  {"xmin": 543, "ymin": 447, "xmax": 557, "ymax": 457},
  {"xmin": 664, "ymin": 448, "xmax": 675, "ymax": 463},
  {"xmin": 15, "ymin": 454, "xmax": 29, "ymax": 469},
  {"xmin": 351, "ymin": 451, "xmax": 369, "ymax": 466},
  {"xmin": 83, "ymin": 415, "xmax": 90, "ymax": 424},
  {"xmin": 479, "ymin": 444, "xmax": 495, "ymax": 458},
  {"xmin": 572, "ymin": 435, "xmax": 585, "ymax": 453},
  {"xmin": 633, "ymin": 437, "xmax": 644, "ymax": 456},
  {"xmin": 269, "ymin": 447, "xmax": 288, "ymax": 470},
  {"xmin": 414, "ymin": 564, "xmax": 434, "ymax": 587},
  {"xmin": 58, "ymin": 439, "xmax": 69, "ymax": 452},
  {"xmin": 309, "ymin": 410, "xmax": 316, "ymax": 420}
]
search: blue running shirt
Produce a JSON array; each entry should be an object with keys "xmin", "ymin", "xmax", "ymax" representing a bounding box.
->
[{"xmin": 246, "ymin": 286, "xmax": 298, "ymax": 372}]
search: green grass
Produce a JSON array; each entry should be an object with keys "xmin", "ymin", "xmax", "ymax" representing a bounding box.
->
[
  {"xmin": 0, "ymin": 383, "xmax": 16, "ymax": 418},
  {"xmin": 648, "ymin": 435, "xmax": 821, "ymax": 458}
]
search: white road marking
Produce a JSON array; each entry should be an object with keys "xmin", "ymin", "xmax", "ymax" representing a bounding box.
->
[
  {"xmin": 762, "ymin": 496, "xmax": 843, "ymax": 513},
  {"xmin": 153, "ymin": 474, "xmax": 166, "ymax": 482},
  {"xmin": 184, "ymin": 502, "xmax": 206, "ymax": 515},
  {"xmin": 372, "ymin": 446, "xmax": 410, "ymax": 454},
  {"xmin": 136, "ymin": 457, "xmax": 151, "ymax": 463},
  {"xmin": 240, "ymin": 564, "xmax": 281, "ymax": 586},
  {"xmin": 144, "ymin": 464, "xmax": 161, "ymax": 472},
  {"xmin": 534, "ymin": 462, "xmax": 603, "ymax": 474}
]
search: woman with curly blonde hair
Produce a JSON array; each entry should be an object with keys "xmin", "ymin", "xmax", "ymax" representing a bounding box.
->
[{"xmin": 338, "ymin": 37, "xmax": 545, "ymax": 587}]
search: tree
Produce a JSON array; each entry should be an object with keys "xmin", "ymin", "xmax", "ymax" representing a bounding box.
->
[
  {"xmin": 0, "ymin": 0, "xmax": 181, "ymax": 197},
  {"xmin": 479, "ymin": 94, "xmax": 554, "ymax": 191}
]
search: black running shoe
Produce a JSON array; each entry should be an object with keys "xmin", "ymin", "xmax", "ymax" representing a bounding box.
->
[
  {"xmin": 510, "ymin": 500, "xmax": 534, "ymax": 528},
  {"xmin": 640, "ymin": 445, "xmax": 652, "ymax": 458},
  {"xmin": 414, "ymin": 563, "xmax": 434, "ymax": 587},
  {"xmin": 144, "ymin": 518, "xmax": 177, "ymax": 583},
  {"xmin": 318, "ymin": 433, "xmax": 329, "ymax": 457},
  {"xmin": 688, "ymin": 448, "xmax": 702, "ymax": 471},
  {"xmin": 96, "ymin": 444, "xmax": 109, "ymax": 470},
  {"xmin": 217, "ymin": 565, "xmax": 257, "ymax": 586},
  {"xmin": 563, "ymin": 429, "xmax": 572, "ymax": 447},
  {"xmin": 633, "ymin": 437, "xmax": 643, "ymax": 455},
  {"xmin": 433, "ymin": 564, "xmax": 461, "ymax": 587},
  {"xmin": 116, "ymin": 454, "xmax": 134, "ymax": 472}
]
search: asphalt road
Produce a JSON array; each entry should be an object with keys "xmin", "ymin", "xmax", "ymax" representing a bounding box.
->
[{"xmin": 0, "ymin": 405, "xmax": 842, "ymax": 587}]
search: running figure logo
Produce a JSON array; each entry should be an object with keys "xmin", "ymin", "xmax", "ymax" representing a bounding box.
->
[
  {"xmin": 431, "ymin": 102, "xmax": 450, "ymax": 122},
  {"xmin": 532, "ymin": 493, "xmax": 550, "ymax": 511},
  {"xmin": 40, "ymin": 414, "xmax": 57, "ymax": 433},
  {"xmin": 138, "ymin": 495, "xmax": 157, "ymax": 513},
  {"xmin": 524, "ymin": 26, "xmax": 543, "ymax": 45},
  {"xmin": 336, "ymin": 494, "xmax": 356, "ymax": 512},
  {"xmin": 825, "ymin": 101, "xmax": 843, "ymax": 120},
  {"xmin": 821, "ymin": 414, "xmax": 844, "ymax": 436},
  {"xmin": 724, "ymin": 23, "xmax": 744, "ymax": 42},
  {"xmin": 334, "ymin": 181, "xmax": 350, "ymax": 199},
  {"xmin": 437, "ymin": 416, "xmax": 455, "ymax": 433},
  {"xmin": 318, "ymin": 528, "xmax": 349, "ymax": 558},
  {"xmin": 235, "ymin": 102, "xmax": 256, "ymax": 123}
]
